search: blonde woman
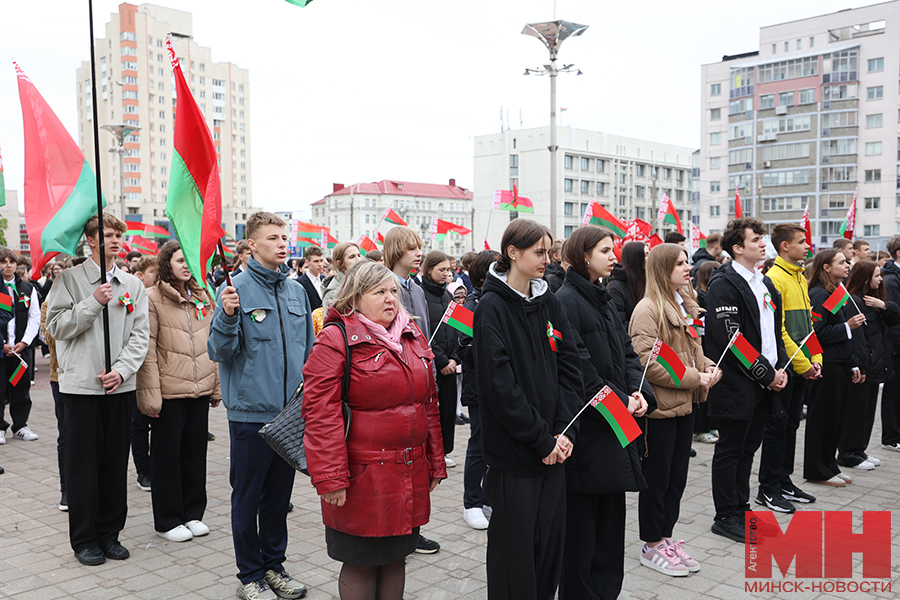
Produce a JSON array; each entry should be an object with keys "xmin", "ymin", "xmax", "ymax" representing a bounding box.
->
[{"xmin": 629, "ymin": 243, "xmax": 719, "ymax": 577}]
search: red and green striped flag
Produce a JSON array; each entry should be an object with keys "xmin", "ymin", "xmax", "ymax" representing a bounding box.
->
[
  {"xmin": 547, "ymin": 321, "xmax": 563, "ymax": 353},
  {"xmin": 382, "ymin": 208, "xmax": 407, "ymax": 227},
  {"xmin": 9, "ymin": 360, "xmax": 26, "ymax": 386},
  {"xmin": 590, "ymin": 385, "xmax": 642, "ymax": 448},
  {"xmin": 0, "ymin": 142, "xmax": 6, "ymax": 208},
  {"xmin": 321, "ymin": 229, "xmax": 339, "ymax": 249},
  {"xmin": 492, "ymin": 183, "xmax": 534, "ymax": 214},
  {"xmin": 376, "ymin": 231, "xmax": 384, "ymax": 246},
  {"xmin": 165, "ymin": 35, "xmax": 227, "ymax": 290},
  {"xmin": 800, "ymin": 331, "xmax": 824, "ymax": 359},
  {"xmin": 431, "ymin": 218, "xmax": 472, "ymax": 242},
  {"xmin": 125, "ymin": 220, "xmax": 170, "ymax": 238},
  {"xmin": 220, "ymin": 244, "xmax": 235, "ymax": 258},
  {"xmin": 685, "ymin": 317, "xmax": 704, "ymax": 339},
  {"xmin": 357, "ymin": 235, "xmax": 378, "ymax": 255},
  {"xmin": 657, "ymin": 193, "xmax": 683, "ymax": 234},
  {"xmin": 649, "ymin": 339, "xmax": 686, "ymax": 387},
  {"xmin": 822, "ymin": 283, "xmax": 850, "ymax": 314},
  {"xmin": 838, "ymin": 189, "xmax": 856, "ymax": 240},
  {"xmin": 440, "ymin": 301, "xmax": 473, "ymax": 337},
  {"xmin": 729, "ymin": 331, "xmax": 760, "ymax": 370},
  {"xmin": 583, "ymin": 199, "xmax": 628, "ymax": 238},
  {"xmin": 811, "ymin": 310, "xmax": 822, "ymax": 323},
  {"xmin": 131, "ymin": 236, "xmax": 158, "ymax": 255},
  {"xmin": 0, "ymin": 291, "xmax": 12, "ymax": 313},
  {"xmin": 16, "ymin": 62, "xmax": 107, "ymax": 279}
]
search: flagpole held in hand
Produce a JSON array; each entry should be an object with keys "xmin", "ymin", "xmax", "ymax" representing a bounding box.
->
[
  {"xmin": 560, "ymin": 395, "xmax": 596, "ymax": 439},
  {"xmin": 713, "ymin": 329, "xmax": 741, "ymax": 373},
  {"xmin": 636, "ymin": 336, "xmax": 659, "ymax": 397},
  {"xmin": 216, "ymin": 241, "xmax": 233, "ymax": 287},
  {"xmin": 781, "ymin": 329, "xmax": 815, "ymax": 370},
  {"xmin": 843, "ymin": 284, "xmax": 866, "ymax": 322}
]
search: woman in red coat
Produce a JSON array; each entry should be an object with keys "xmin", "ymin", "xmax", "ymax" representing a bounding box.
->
[{"xmin": 302, "ymin": 261, "xmax": 447, "ymax": 600}]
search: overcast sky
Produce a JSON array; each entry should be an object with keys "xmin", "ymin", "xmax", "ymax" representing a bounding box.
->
[{"xmin": 0, "ymin": 0, "xmax": 870, "ymax": 217}]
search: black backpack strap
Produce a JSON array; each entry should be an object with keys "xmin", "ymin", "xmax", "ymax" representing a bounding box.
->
[{"xmin": 322, "ymin": 321, "xmax": 353, "ymax": 438}]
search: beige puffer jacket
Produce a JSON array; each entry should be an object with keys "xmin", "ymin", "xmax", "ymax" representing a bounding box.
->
[
  {"xmin": 137, "ymin": 281, "xmax": 221, "ymax": 415},
  {"xmin": 628, "ymin": 288, "xmax": 714, "ymax": 419}
]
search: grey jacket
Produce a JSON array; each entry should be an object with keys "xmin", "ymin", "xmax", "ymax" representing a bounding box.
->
[
  {"xmin": 397, "ymin": 274, "xmax": 431, "ymax": 338},
  {"xmin": 46, "ymin": 259, "xmax": 150, "ymax": 395}
]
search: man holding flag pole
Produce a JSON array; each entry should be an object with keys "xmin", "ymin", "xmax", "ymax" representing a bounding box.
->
[{"xmin": 704, "ymin": 218, "xmax": 788, "ymax": 543}]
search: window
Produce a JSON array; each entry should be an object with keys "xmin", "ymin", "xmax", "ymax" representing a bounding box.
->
[
  {"xmin": 799, "ymin": 88, "xmax": 815, "ymax": 104},
  {"xmin": 581, "ymin": 180, "xmax": 590, "ymax": 194},
  {"xmin": 564, "ymin": 202, "xmax": 573, "ymax": 216},
  {"xmin": 509, "ymin": 154, "xmax": 518, "ymax": 175},
  {"xmin": 564, "ymin": 226, "xmax": 574, "ymax": 238},
  {"xmin": 823, "ymin": 83, "xmax": 858, "ymax": 100},
  {"xmin": 823, "ymin": 49, "xmax": 858, "ymax": 83},
  {"xmin": 729, "ymin": 97, "xmax": 753, "ymax": 115},
  {"xmin": 580, "ymin": 203, "xmax": 589, "ymax": 216},
  {"xmin": 597, "ymin": 182, "xmax": 605, "ymax": 195},
  {"xmin": 581, "ymin": 157, "xmax": 590, "ymax": 170},
  {"xmin": 865, "ymin": 169, "xmax": 881, "ymax": 182},
  {"xmin": 867, "ymin": 114, "xmax": 883, "ymax": 128},
  {"xmin": 784, "ymin": 41, "xmax": 789, "ymax": 52},
  {"xmin": 729, "ymin": 122, "xmax": 754, "ymax": 140},
  {"xmin": 821, "ymin": 111, "xmax": 857, "ymax": 128},
  {"xmin": 864, "ymin": 225, "xmax": 880, "ymax": 237},
  {"xmin": 730, "ymin": 67, "xmax": 754, "ymax": 97},
  {"xmin": 635, "ymin": 186, "xmax": 644, "ymax": 198},
  {"xmin": 710, "ymin": 157, "xmax": 721, "ymax": 169},
  {"xmin": 779, "ymin": 91, "xmax": 794, "ymax": 107},
  {"xmin": 867, "ymin": 86, "xmax": 883, "ymax": 100},
  {"xmin": 760, "ymin": 142, "xmax": 810, "ymax": 161},
  {"xmin": 868, "ymin": 58, "xmax": 884, "ymax": 72},
  {"xmin": 597, "ymin": 160, "xmax": 605, "ymax": 173},
  {"xmin": 565, "ymin": 155, "xmax": 573, "ymax": 169},
  {"xmin": 710, "ymin": 107, "xmax": 721, "ymax": 120},
  {"xmin": 760, "ymin": 94, "xmax": 775, "ymax": 110},
  {"xmin": 865, "ymin": 141, "xmax": 882, "ymax": 155},
  {"xmin": 797, "ymin": 39, "xmax": 802, "ymax": 50},
  {"xmin": 663, "ymin": 168, "xmax": 671, "ymax": 179},
  {"xmin": 729, "ymin": 148, "xmax": 753, "ymax": 165},
  {"xmin": 762, "ymin": 115, "xmax": 810, "ymax": 135},
  {"xmin": 821, "ymin": 138, "xmax": 857, "ymax": 156},
  {"xmin": 564, "ymin": 179, "xmax": 573, "ymax": 192},
  {"xmin": 619, "ymin": 174, "xmax": 627, "ymax": 185},
  {"xmin": 772, "ymin": 44, "xmax": 777, "ymax": 54},
  {"xmin": 760, "ymin": 170, "xmax": 810, "ymax": 186},
  {"xmin": 762, "ymin": 196, "xmax": 809, "ymax": 211},
  {"xmin": 710, "ymin": 132, "xmax": 722, "ymax": 145},
  {"xmin": 821, "ymin": 166, "xmax": 857, "ymax": 183},
  {"xmin": 710, "ymin": 181, "xmax": 721, "ymax": 193},
  {"xmin": 636, "ymin": 164, "xmax": 645, "ymax": 177},
  {"xmin": 809, "ymin": 36, "xmax": 815, "ymax": 47},
  {"xmin": 710, "ymin": 205, "xmax": 721, "ymax": 217},
  {"xmin": 758, "ymin": 56, "xmax": 819, "ymax": 83},
  {"xmin": 864, "ymin": 197, "xmax": 881, "ymax": 209},
  {"xmin": 710, "ymin": 83, "xmax": 721, "ymax": 96}
]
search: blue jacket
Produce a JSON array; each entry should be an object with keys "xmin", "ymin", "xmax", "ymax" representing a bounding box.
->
[{"xmin": 208, "ymin": 258, "xmax": 315, "ymax": 423}]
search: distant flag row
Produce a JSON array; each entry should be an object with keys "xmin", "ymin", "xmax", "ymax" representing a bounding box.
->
[
  {"xmin": 838, "ymin": 188, "xmax": 857, "ymax": 241},
  {"xmin": 492, "ymin": 183, "xmax": 534, "ymax": 213}
]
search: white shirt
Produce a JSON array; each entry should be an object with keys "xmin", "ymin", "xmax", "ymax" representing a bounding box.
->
[
  {"xmin": 304, "ymin": 270, "xmax": 322, "ymax": 299},
  {"xmin": 732, "ymin": 261, "xmax": 778, "ymax": 366},
  {"xmin": 4, "ymin": 279, "xmax": 41, "ymax": 347}
]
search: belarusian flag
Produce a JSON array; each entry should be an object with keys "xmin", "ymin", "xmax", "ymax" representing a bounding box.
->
[
  {"xmin": 838, "ymin": 189, "xmax": 857, "ymax": 240},
  {"xmin": 165, "ymin": 35, "xmax": 227, "ymax": 289},
  {"xmin": 625, "ymin": 218, "xmax": 652, "ymax": 242},
  {"xmin": 125, "ymin": 221, "xmax": 170, "ymax": 238},
  {"xmin": 648, "ymin": 233, "xmax": 663, "ymax": 249},
  {"xmin": 657, "ymin": 193, "xmax": 682, "ymax": 234},
  {"xmin": 382, "ymin": 208, "xmax": 407, "ymax": 226},
  {"xmin": 800, "ymin": 331, "xmax": 824, "ymax": 360},
  {"xmin": 811, "ymin": 310, "xmax": 822, "ymax": 323},
  {"xmin": 440, "ymin": 301, "xmax": 473, "ymax": 336},
  {"xmin": 357, "ymin": 235, "xmax": 378, "ymax": 255},
  {"xmin": 0, "ymin": 142, "xmax": 6, "ymax": 208},
  {"xmin": 8, "ymin": 360, "xmax": 26, "ymax": 386},
  {"xmin": 132, "ymin": 236, "xmax": 158, "ymax": 254},
  {"xmin": 376, "ymin": 231, "xmax": 384, "ymax": 246},
  {"xmin": 492, "ymin": 183, "xmax": 534, "ymax": 213},
  {"xmin": 649, "ymin": 339, "xmax": 686, "ymax": 387},
  {"xmin": 292, "ymin": 219, "xmax": 323, "ymax": 237},
  {"xmin": 590, "ymin": 385, "xmax": 642, "ymax": 448},
  {"xmin": 689, "ymin": 222, "xmax": 706, "ymax": 251},
  {"xmin": 0, "ymin": 291, "xmax": 11, "ymax": 313},
  {"xmin": 583, "ymin": 199, "xmax": 627, "ymax": 237},
  {"xmin": 822, "ymin": 283, "xmax": 850, "ymax": 314},
  {"xmin": 735, "ymin": 189, "xmax": 743, "ymax": 219},
  {"xmin": 431, "ymin": 218, "xmax": 472, "ymax": 242},
  {"xmin": 221, "ymin": 244, "xmax": 235, "ymax": 258},
  {"xmin": 729, "ymin": 331, "xmax": 760, "ymax": 369},
  {"xmin": 321, "ymin": 229, "xmax": 339, "ymax": 249},
  {"xmin": 800, "ymin": 205, "xmax": 814, "ymax": 260},
  {"xmin": 16, "ymin": 62, "xmax": 106, "ymax": 280}
]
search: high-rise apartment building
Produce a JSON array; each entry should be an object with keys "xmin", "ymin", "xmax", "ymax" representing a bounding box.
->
[
  {"xmin": 474, "ymin": 126, "xmax": 696, "ymax": 245},
  {"xmin": 76, "ymin": 3, "xmax": 253, "ymax": 239},
  {"xmin": 700, "ymin": 2, "xmax": 900, "ymax": 248}
]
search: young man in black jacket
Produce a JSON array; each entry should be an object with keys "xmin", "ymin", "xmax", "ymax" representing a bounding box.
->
[
  {"xmin": 705, "ymin": 218, "xmax": 788, "ymax": 543},
  {"xmin": 879, "ymin": 236, "xmax": 900, "ymax": 452}
]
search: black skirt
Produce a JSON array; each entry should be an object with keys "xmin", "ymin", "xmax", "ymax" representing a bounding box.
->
[{"xmin": 325, "ymin": 526, "xmax": 419, "ymax": 567}]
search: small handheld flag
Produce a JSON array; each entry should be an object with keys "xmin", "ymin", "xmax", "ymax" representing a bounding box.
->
[
  {"xmin": 822, "ymin": 284, "xmax": 850, "ymax": 314},
  {"xmin": 440, "ymin": 302, "xmax": 473, "ymax": 337},
  {"xmin": 8, "ymin": 360, "xmax": 26, "ymax": 386},
  {"xmin": 639, "ymin": 338, "xmax": 686, "ymax": 392},
  {"xmin": 811, "ymin": 310, "xmax": 822, "ymax": 323},
  {"xmin": 592, "ymin": 386, "xmax": 643, "ymax": 447},
  {"xmin": 801, "ymin": 331, "xmax": 823, "ymax": 359},
  {"xmin": 0, "ymin": 293, "xmax": 11, "ymax": 313},
  {"xmin": 729, "ymin": 331, "xmax": 760, "ymax": 370}
]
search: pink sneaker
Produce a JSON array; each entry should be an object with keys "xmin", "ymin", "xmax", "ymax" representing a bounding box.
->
[
  {"xmin": 667, "ymin": 539, "xmax": 700, "ymax": 572},
  {"xmin": 640, "ymin": 542, "xmax": 689, "ymax": 577}
]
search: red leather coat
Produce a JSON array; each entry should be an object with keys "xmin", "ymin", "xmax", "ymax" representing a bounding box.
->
[{"xmin": 301, "ymin": 307, "xmax": 447, "ymax": 537}]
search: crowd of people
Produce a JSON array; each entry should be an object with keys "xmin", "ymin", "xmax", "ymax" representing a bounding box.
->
[{"xmin": 0, "ymin": 208, "xmax": 895, "ymax": 600}]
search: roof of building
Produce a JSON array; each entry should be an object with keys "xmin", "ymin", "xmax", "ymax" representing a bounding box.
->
[{"xmin": 313, "ymin": 180, "xmax": 473, "ymax": 205}]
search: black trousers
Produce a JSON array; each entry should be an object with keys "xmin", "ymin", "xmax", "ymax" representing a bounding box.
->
[
  {"xmin": 638, "ymin": 412, "xmax": 694, "ymax": 542},
  {"xmin": 51, "ymin": 381, "xmax": 66, "ymax": 494},
  {"xmin": 1, "ymin": 348, "xmax": 34, "ymax": 432},
  {"xmin": 559, "ymin": 492, "xmax": 626, "ymax": 600},
  {"xmin": 150, "ymin": 397, "xmax": 210, "ymax": 532},
  {"xmin": 804, "ymin": 363, "xmax": 849, "ymax": 481},
  {"xmin": 463, "ymin": 403, "xmax": 488, "ymax": 509},
  {"xmin": 711, "ymin": 395, "xmax": 770, "ymax": 521},
  {"xmin": 63, "ymin": 390, "xmax": 134, "ymax": 552},
  {"xmin": 436, "ymin": 372, "xmax": 456, "ymax": 455},
  {"xmin": 131, "ymin": 398, "xmax": 152, "ymax": 478},
  {"xmin": 692, "ymin": 401, "xmax": 715, "ymax": 434},
  {"xmin": 881, "ymin": 355, "xmax": 900, "ymax": 445},
  {"xmin": 838, "ymin": 380, "xmax": 879, "ymax": 466},
  {"xmin": 759, "ymin": 372, "xmax": 806, "ymax": 495},
  {"xmin": 485, "ymin": 466, "xmax": 565, "ymax": 600}
]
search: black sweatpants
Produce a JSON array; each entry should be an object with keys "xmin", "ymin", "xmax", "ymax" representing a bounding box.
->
[
  {"xmin": 63, "ymin": 390, "xmax": 134, "ymax": 552},
  {"xmin": 880, "ymin": 355, "xmax": 900, "ymax": 446},
  {"xmin": 759, "ymin": 372, "xmax": 806, "ymax": 495},
  {"xmin": 51, "ymin": 381, "xmax": 65, "ymax": 494},
  {"xmin": 711, "ymin": 395, "xmax": 770, "ymax": 521},
  {"xmin": 1, "ymin": 347, "xmax": 34, "ymax": 433},
  {"xmin": 638, "ymin": 412, "xmax": 694, "ymax": 543},
  {"xmin": 804, "ymin": 363, "xmax": 849, "ymax": 481},
  {"xmin": 131, "ymin": 399, "xmax": 152, "ymax": 478},
  {"xmin": 838, "ymin": 380, "xmax": 879, "ymax": 467},
  {"xmin": 559, "ymin": 491, "xmax": 626, "ymax": 600},
  {"xmin": 484, "ymin": 466, "xmax": 565, "ymax": 600},
  {"xmin": 150, "ymin": 397, "xmax": 210, "ymax": 532},
  {"xmin": 436, "ymin": 372, "xmax": 456, "ymax": 455}
]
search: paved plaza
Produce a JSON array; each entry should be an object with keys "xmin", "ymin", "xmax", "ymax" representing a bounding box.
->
[{"xmin": 0, "ymin": 354, "xmax": 898, "ymax": 599}]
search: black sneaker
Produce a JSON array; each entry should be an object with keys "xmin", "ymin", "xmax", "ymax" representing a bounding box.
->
[
  {"xmin": 137, "ymin": 473, "xmax": 151, "ymax": 492},
  {"xmin": 207, "ymin": 431, "xmax": 216, "ymax": 442},
  {"xmin": 782, "ymin": 483, "xmax": 816, "ymax": 504},
  {"xmin": 689, "ymin": 448, "xmax": 697, "ymax": 458},
  {"xmin": 455, "ymin": 415, "xmax": 465, "ymax": 426},
  {"xmin": 59, "ymin": 491, "xmax": 68, "ymax": 512},
  {"xmin": 755, "ymin": 491, "xmax": 796, "ymax": 514},
  {"xmin": 711, "ymin": 515, "xmax": 744, "ymax": 543},
  {"xmin": 415, "ymin": 534, "xmax": 440, "ymax": 554}
]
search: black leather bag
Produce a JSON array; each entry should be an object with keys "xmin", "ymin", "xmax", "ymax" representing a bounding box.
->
[{"xmin": 258, "ymin": 321, "xmax": 352, "ymax": 475}]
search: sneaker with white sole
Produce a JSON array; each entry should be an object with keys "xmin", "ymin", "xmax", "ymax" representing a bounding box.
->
[
  {"xmin": 264, "ymin": 570, "xmax": 307, "ymax": 599},
  {"xmin": 666, "ymin": 539, "xmax": 700, "ymax": 572},
  {"xmin": 237, "ymin": 580, "xmax": 276, "ymax": 600},
  {"xmin": 851, "ymin": 460, "xmax": 875, "ymax": 470},
  {"xmin": 157, "ymin": 524, "xmax": 193, "ymax": 542},
  {"xmin": 640, "ymin": 542, "xmax": 689, "ymax": 577},
  {"xmin": 463, "ymin": 507, "xmax": 489, "ymax": 530},
  {"xmin": 865, "ymin": 455, "xmax": 881, "ymax": 466},
  {"xmin": 0, "ymin": 430, "xmax": 6, "ymax": 445},
  {"xmin": 755, "ymin": 491, "xmax": 796, "ymax": 514},
  {"xmin": 444, "ymin": 456, "xmax": 456, "ymax": 468},
  {"xmin": 185, "ymin": 520, "xmax": 209, "ymax": 537},
  {"xmin": 880, "ymin": 443, "xmax": 900, "ymax": 452},
  {"xmin": 692, "ymin": 432, "xmax": 718, "ymax": 444},
  {"xmin": 836, "ymin": 472, "xmax": 853, "ymax": 484},
  {"xmin": 14, "ymin": 426, "xmax": 37, "ymax": 441}
]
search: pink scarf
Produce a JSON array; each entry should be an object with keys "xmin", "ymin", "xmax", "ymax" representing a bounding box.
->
[{"xmin": 356, "ymin": 309, "xmax": 409, "ymax": 354}]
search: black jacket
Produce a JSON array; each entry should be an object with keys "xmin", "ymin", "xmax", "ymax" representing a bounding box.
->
[
  {"xmin": 458, "ymin": 286, "xmax": 482, "ymax": 407},
  {"xmin": 809, "ymin": 283, "xmax": 856, "ymax": 365},
  {"xmin": 850, "ymin": 294, "xmax": 900, "ymax": 382},
  {"xmin": 474, "ymin": 266, "xmax": 584, "ymax": 478},
  {"xmin": 690, "ymin": 248, "xmax": 717, "ymax": 284},
  {"xmin": 297, "ymin": 272, "xmax": 323, "ymax": 311},
  {"xmin": 607, "ymin": 263, "xmax": 637, "ymax": 326},
  {"xmin": 421, "ymin": 277, "xmax": 460, "ymax": 371},
  {"xmin": 545, "ymin": 262, "xmax": 565, "ymax": 293},
  {"xmin": 556, "ymin": 269, "xmax": 650, "ymax": 494},
  {"xmin": 879, "ymin": 260, "xmax": 900, "ymax": 353},
  {"xmin": 704, "ymin": 262, "xmax": 788, "ymax": 421}
]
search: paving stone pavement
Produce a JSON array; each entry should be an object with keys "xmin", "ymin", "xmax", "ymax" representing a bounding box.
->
[{"xmin": 1, "ymin": 354, "xmax": 898, "ymax": 599}]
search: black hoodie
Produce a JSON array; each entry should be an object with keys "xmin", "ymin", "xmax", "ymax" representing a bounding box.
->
[
  {"xmin": 606, "ymin": 263, "xmax": 636, "ymax": 325},
  {"xmin": 474, "ymin": 265, "xmax": 584, "ymax": 478},
  {"xmin": 879, "ymin": 260, "xmax": 900, "ymax": 353},
  {"xmin": 458, "ymin": 286, "xmax": 483, "ymax": 408},
  {"xmin": 690, "ymin": 247, "xmax": 717, "ymax": 283},
  {"xmin": 544, "ymin": 262, "xmax": 565, "ymax": 293}
]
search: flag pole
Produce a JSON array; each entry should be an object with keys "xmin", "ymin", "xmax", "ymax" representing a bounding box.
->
[
  {"xmin": 217, "ymin": 240, "xmax": 233, "ymax": 287},
  {"xmin": 713, "ymin": 329, "xmax": 741, "ymax": 373},
  {"xmin": 87, "ymin": 0, "xmax": 112, "ymax": 375},
  {"xmin": 842, "ymin": 283, "xmax": 866, "ymax": 320},
  {"xmin": 781, "ymin": 329, "xmax": 814, "ymax": 370},
  {"xmin": 636, "ymin": 337, "xmax": 658, "ymax": 396},
  {"xmin": 560, "ymin": 394, "xmax": 597, "ymax": 439}
]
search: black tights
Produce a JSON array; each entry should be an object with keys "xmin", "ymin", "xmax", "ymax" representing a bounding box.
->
[{"xmin": 339, "ymin": 560, "xmax": 405, "ymax": 600}]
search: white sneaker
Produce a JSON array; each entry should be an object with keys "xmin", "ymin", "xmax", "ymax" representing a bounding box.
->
[
  {"xmin": 482, "ymin": 505, "xmax": 492, "ymax": 519},
  {"xmin": 444, "ymin": 456, "xmax": 456, "ymax": 468},
  {"xmin": 880, "ymin": 443, "xmax": 900, "ymax": 452},
  {"xmin": 836, "ymin": 472, "xmax": 853, "ymax": 484},
  {"xmin": 463, "ymin": 507, "xmax": 489, "ymax": 530},
  {"xmin": 158, "ymin": 524, "xmax": 193, "ymax": 542},
  {"xmin": 14, "ymin": 426, "xmax": 38, "ymax": 441},
  {"xmin": 185, "ymin": 520, "xmax": 210, "ymax": 537},
  {"xmin": 851, "ymin": 460, "xmax": 875, "ymax": 470},
  {"xmin": 236, "ymin": 580, "xmax": 277, "ymax": 600},
  {"xmin": 866, "ymin": 455, "xmax": 882, "ymax": 466},
  {"xmin": 0, "ymin": 430, "xmax": 6, "ymax": 444}
]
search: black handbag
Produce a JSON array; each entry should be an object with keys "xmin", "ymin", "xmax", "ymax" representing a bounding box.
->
[{"xmin": 258, "ymin": 321, "xmax": 352, "ymax": 475}]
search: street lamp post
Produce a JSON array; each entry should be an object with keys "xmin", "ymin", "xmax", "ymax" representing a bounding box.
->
[
  {"xmin": 522, "ymin": 20, "xmax": 588, "ymax": 238},
  {"xmin": 100, "ymin": 123, "xmax": 141, "ymax": 218}
]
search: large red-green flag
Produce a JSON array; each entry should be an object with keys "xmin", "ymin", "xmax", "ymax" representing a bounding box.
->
[
  {"xmin": 431, "ymin": 218, "xmax": 471, "ymax": 242},
  {"xmin": 125, "ymin": 220, "xmax": 170, "ymax": 238},
  {"xmin": 0, "ymin": 143, "xmax": 6, "ymax": 208},
  {"xmin": 165, "ymin": 35, "xmax": 226, "ymax": 288},
  {"xmin": 357, "ymin": 235, "xmax": 378, "ymax": 255},
  {"xmin": 382, "ymin": 208, "xmax": 407, "ymax": 227},
  {"xmin": 492, "ymin": 183, "xmax": 534, "ymax": 213},
  {"xmin": 16, "ymin": 62, "xmax": 106, "ymax": 279},
  {"xmin": 583, "ymin": 199, "xmax": 627, "ymax": 237}
]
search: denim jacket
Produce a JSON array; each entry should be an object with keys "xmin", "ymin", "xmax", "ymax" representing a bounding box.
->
[{"xmin": 208, "ymin": 258, "xmax": 314, "ymax": 423}]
